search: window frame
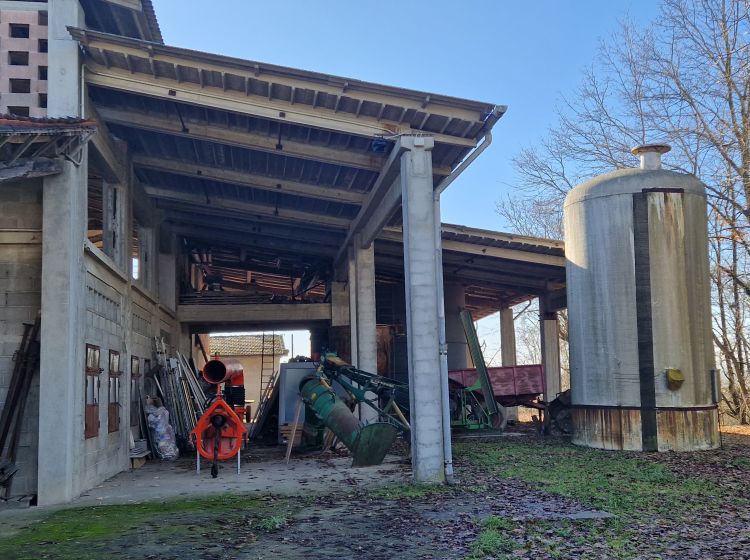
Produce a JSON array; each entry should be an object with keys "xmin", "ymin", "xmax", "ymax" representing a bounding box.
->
[
  {"xmin": 130, "ymin": 355, "xmax": 141, "ymax": 427},
  {"xmin": 108, "ymin": 350, "xmax": 122, "ymax": 433},
  {"xmin": 84, "ymin": 344, "xmax": 102, "ymax": 439}
]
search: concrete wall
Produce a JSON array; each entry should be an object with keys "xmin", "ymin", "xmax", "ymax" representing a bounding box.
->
[
  {"xmin": 0, "ymin": 179, "xmax": 42, "ymax": 495},
  {"xmin": 217, "ymin": 354, "xmax": 283, "ymax": 416},
  {"xmin": 73, "ymin": 248, "xmax": 180, "ymax": 496},
  {"xmin": 81, "ymin": 259, "xmax": 128, "ymax": 487}
]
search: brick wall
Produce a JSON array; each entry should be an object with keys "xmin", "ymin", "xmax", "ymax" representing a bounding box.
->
[{"xmin": 0, "ymin": 7, "xmax": 48, "ymax": 117}]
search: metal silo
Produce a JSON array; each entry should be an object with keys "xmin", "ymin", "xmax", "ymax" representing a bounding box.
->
[{"xmin": 564, "ymin": 145, "xmax": 720, "ymax": 452}]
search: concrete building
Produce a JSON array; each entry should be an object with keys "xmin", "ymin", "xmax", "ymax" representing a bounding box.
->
[
  {"xmin": 0, "ymin": 0, "xmax": 565, "ymax": 505},
  {"xmin": 0, "ymin": 2, "xmax": 48, "ymax": 118}
]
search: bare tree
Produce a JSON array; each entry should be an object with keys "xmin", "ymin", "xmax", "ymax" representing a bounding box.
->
[{"xmin": 501, "ymin": 0, "xmax": 750, "ymax": 423}]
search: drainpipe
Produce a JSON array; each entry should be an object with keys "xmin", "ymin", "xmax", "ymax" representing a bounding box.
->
[{"xmin": 432, "ymin": 130, "xmax": 494, "ymax": 482}]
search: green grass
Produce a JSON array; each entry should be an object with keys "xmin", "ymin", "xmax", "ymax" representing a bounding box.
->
[
  {"xmin": 466, "ymin": 516, "xmax": 517, "ymax": 559},
  {"xmin": 455, "ymin": 439, "xmax": 744, "ymax": 559},
  {"xmin": 455, "ymin": 439, "xmax": 723, "ymax": 518},
  {"xmin": 0, "ymin": 494, "xmax": 272, "ymax": 559},
  {"xmin": 255, "ymin": 514, "xmax": 288, "ymax": 531}
]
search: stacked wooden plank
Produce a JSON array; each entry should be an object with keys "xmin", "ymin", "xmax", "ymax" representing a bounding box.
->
[
  {"xmin": 279, "ymin": 422, "xmax": 303, "ymax": 447},
  {"xmin": 0, "ymin": 316, "xmax": 40, "ymax": 499}
]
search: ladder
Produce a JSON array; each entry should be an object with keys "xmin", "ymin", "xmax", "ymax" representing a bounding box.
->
[{"xmin": 258, "ymin": 332, "xmax": 277, "ymax": 402}]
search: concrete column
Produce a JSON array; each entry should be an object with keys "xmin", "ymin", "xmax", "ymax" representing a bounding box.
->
[
  {"xmin": 347, "ymin": 248, "xmax": 359, "ymax": 367},
  {"xmin": 348, "ymin": 240, "xmax": 378, "ymax": 422},
  {"xmin": 354, "ymin": 240, "xmax": 377, "ymax": 374},
  {"xmin": 540, "ymin": 299, "xmax": 561, "ymax": 402},
  {"xmin": 330, "ymin": 281, "xmax": 349, "ymax": 327},
  {"xmin": 102, "ymin": 182, "xmax": 124, "ymax": 268},
  {"xmin": 500, "ymin": 307, "xmax": 518, "ymax": 422},
  {"xmin": 37, "ymin": 0, "xmax": 87, "ymax": 506},
  {"xmin": 444, "ymin": 283, "xmax": 469, "ymax": 370},
  {"xmin": 400, "ymin": 136, "xmax": 445, "ymax": 483}
]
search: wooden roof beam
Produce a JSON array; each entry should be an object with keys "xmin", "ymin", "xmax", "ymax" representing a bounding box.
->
[
  {"xmin": 99, "ymin": 99, "xmax": 453, "ymax": 175},
  {"xmin": 133, "ymin": 153, "xmax": 365, "ymax": 204},
  {"xmin": 83, "ymin": 62, "xmax": 479, "ymax": 148},
  {"xmin": 164, "ymin": 212, "xmax": 343, "ymax": 248},
  {"xmin": 143, "ymin": 184, "xmax": 351, "ymax": 229},
  {"xmin": 169, "ymin": 224, "xmax": 335, "ymax": 258}
]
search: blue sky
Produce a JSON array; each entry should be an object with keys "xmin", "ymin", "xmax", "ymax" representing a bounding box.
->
[
  {"xmin": 153, "ymin": 0, "xmax": 661, "ymax": 230},
  {"xmin": 155, "ymin": 1, "xmax": 661, "ymax": 358}
]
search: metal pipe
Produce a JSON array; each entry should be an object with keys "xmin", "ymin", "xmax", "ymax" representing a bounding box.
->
[
  {"xmin": 202, "ymin": 358, "xmax": 244, "ymax": 385},
  {"xmin": 432, "ymin": 130, "xmax": 494, "ymax": 482}
]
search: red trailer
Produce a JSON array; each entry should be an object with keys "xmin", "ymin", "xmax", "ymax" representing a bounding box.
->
[{"xmin": 448, "ymin": 365, "xmax": 568, "ymax": 431}]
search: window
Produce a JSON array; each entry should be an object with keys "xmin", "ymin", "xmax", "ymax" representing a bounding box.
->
[
  {"xmin": 38, "ymin": 39, "xmax": 47, "ymax": 53},
  {"xmin": 132, "ymin": 221, "xmax": 141, "ymax": 280},
  {"xmin": 8, "ymin": 51, "xmax": 29, "ymax": 65},
  {"xmin": 87, "ymin": 174, "xmax": 104, "ymax": 248},
  {"xmin": 9, "ymin": 78, "xmax": 31, "ymax": 93},
  {"xmin": 130, "ymin": 356, "xmax": 141, "ymax": 427},
  {"xmin": 38, "ymin": 93, "xmax": 46, "ymax": 109},
  {"xmin": 38, "ymin": 66, "xmax": 47, "ymax": 80},
  {"xmin": 7, "ymin": 106, "xmax": 29, "ymax": 117},
  {"xmin": 85, "ymin": 344, "xmax": 101, "ymax": 439},
  {"xmin": 38, "ymin": 11, "xmax": 48, "ymax": 26},
  {"xmin": 9, "ymin": 24, "xmax": 29, "ymax": 39},
  {"xmin": 108, "ymin": 350, "xmax": 121, "ymax": 433}
]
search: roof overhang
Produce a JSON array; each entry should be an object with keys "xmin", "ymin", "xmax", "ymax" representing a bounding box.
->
[{"xmin": 68, "ymin": 26, "xmax": 555, "ymax": 316}]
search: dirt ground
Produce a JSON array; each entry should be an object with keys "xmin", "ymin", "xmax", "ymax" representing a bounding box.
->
[{"xmin": 1, "ymin": 425, "xmax": 748, "ymax": 559}]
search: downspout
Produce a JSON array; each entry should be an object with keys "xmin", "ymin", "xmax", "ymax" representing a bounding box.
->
[{"xmin": 433, "ymin": 129, "xmax": 494, "ymax": 483}]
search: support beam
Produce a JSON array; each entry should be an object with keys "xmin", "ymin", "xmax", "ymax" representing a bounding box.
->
[
  {"xmin": 161, "ymin": 207, "xmax": 344, "ymax": 246},
  {"xmin": 378, "ymin": 229, "xmax": 566, "ymax": 267},
  {"xmin": 38, "ymin": 0, "xmax": 87, "ymax": 506},
  {"xmin": 540, "ymin": 298, "xmax": 561, "ymax": 402},
  {"xmin": 177, "ymin": 302, "xmax": 331, "ymax": 325},
  {"xmin": 349, "ymin": 240, "xmax": 378, "ymax": 422},
  {"xmin": 400, "ymin": 136, "xmax": 446, "ymax": 483},
  {"xmin": 97, "ymin": 106, "xmax": 387, "ymax": 172},
  {"xmin": 133, "ymin": 154, "xmax": 365, "ymax": 204},
  {"xmin": 168, "ymin": 225, "xmax": 336, "ymax": 258},
  {"xmin": 335, "ymin": 140, "xmax": 407, "ymax": 262},
  {"xmin": 143, "ymin": 185, "xmax": 352, "ymax": 229},
  {"xmin": 330, "ymin": 280, "xmax": 349, "ymax": 327},
  {"xmin": 86, "ymin": 104, "xmax": 128, "ymax": 184},
  {"xmin": 444, "ymin": 284, "xmax": 469, "ymax": 370},
  {"xmin": 500, "ymin": 307, "xmax": 518, "ymax": 422}
]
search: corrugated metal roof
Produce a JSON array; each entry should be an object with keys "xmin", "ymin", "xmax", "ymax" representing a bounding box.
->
[
  {"xmin": 209, "ymin": 334, "xmax": 288, "ymax": 357},
  {"xmin": 0, "ymin": 115, "xmax": 96, "ymax": 134},
  {"xmin": 440, "ymin": 223, "xmax": 564, "ymax": 256}
]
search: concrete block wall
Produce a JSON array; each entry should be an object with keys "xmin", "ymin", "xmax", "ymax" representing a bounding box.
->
[
  {"xmin": 82, "ymin": 267, "xmax": 128, "ymax": 487},
  {"xmin": 0, "ymin": 6, "xmax": 48, "ymax": 117},
  {"xmin": 0, "ymin": 180, "xmax": 42, "ymax": 495}
]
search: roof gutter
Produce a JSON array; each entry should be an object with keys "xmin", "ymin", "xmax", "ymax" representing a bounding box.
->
[{"xmin": 435, "ymin": 105, "xmax": 507, "ymax": 197}]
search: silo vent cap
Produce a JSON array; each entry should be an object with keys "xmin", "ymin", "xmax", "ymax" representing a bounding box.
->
[{"xmin": 631, "ymin": 144, "xmax": 671, "ymax": 170}]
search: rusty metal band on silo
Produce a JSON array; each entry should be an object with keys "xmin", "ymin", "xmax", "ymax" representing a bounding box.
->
[{"xmin": 632, "ymin": 190, "xmax": 658, "ymax": 452}]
